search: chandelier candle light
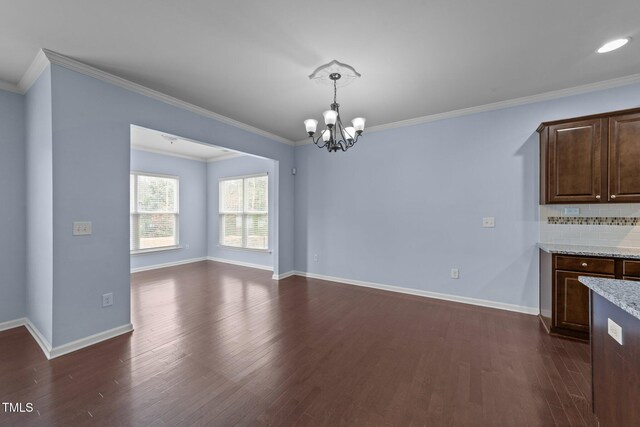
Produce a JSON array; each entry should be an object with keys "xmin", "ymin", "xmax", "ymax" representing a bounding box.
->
[{"xmin": 304, "ymin": 60, "xmax": 366, "ymax": 152}]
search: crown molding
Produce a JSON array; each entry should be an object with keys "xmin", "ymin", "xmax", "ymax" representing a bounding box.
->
[
  {"xmin": 295, "ymin": 72, "xmax": 640, "ymax": 146},
  {"xmin": 18, "ymin": 49, "xmax": 50, "ymax": 93},
  {"xmin": 16, "ymin": 49, "xmax": 294, "ymax": 146},
  {"xmin": 0, "ymin": 79, "xmax": 21, "ymax": 94}
]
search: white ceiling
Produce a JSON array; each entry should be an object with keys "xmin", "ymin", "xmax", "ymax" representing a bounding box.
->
[
  {"xmin": 131, "ymin": 125, "xmax": 242, "ymax": 161},
  {"xmin": 1, "ymin": 1, "xmax": 639, "ymax": 142}
]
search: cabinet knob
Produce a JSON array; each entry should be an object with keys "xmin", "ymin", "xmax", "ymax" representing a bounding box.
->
[
  {"xmin": 611, "ymin": 195, "xmax": 617, "ymax": 199},
  {"xmin": 581, "ymin": 262, "xmax": 588, "ymax": 267},
  {"xmin": 595, "ymin": 195, "xmax": 601, "ymax": 199}
]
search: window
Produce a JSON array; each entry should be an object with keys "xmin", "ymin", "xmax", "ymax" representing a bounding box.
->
[
  {"xmin": 130, "ymin": 172, "xmax": 179, "ymax": 253},
  {"xmin": 219, "ymin": 174, "xmax": 268, "ymax": 250}
]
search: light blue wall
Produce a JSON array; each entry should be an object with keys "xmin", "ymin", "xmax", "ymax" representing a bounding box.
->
[
  {"xmin": 25, "ymin": 67, "xmax": 54, "ymax": 342},
  {"xmin": 10, "ymin": 58, "xmax": 640, "ymax": 347},
  {"xmin": 49, "ymin": 64, "xmax": 294, "ymax": 346},
  {"xmin": 0, "ymin": 90, "xmax": 26, "ymax": 323},
  {"xmin": 294, "ymin": 83, "xmax": 640, "ymax": 310},
  {"xmin": 207, "ymin": 155, "xmax": 276, "ymax": 268},
  {"xmin": 130, "ymin": 149, "xmax": 208, "ymax": 270}
]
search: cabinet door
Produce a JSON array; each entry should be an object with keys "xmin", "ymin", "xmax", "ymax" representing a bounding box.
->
[
  {"xmin": 554, "ymin": 271, "xmax": 614, "ymax": 332},
  {"xmin": 547, "ymin": 119, "xmax": 605, "ymax": 203},
  {"xmin": 609, "ymin": 112, "xmax": 640, "ymax": 202}
]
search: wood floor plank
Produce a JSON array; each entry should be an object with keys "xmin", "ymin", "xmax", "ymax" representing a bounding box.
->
[{"xmin": 0, "ymin": 261, "xmax": 597, "ymax": 425}]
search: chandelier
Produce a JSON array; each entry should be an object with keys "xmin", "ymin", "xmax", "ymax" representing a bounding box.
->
[{"xmin": 303, "ymin": 60, "xmax": 366, "ymax": 152}]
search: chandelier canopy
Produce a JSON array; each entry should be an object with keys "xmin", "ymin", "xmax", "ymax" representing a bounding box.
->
[{"xmin": 304, "ymin": 60, "xmax": 365, "ymax": 152}]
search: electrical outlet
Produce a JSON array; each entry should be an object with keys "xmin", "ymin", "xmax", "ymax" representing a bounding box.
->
[
  {"xmin": 608, "ymin": 318, "xmax": 623, "ymax": 345},
  {"xmin": 482, "ymin": 217, "xmax": 495, "ymax": 228},
  {"xmin": 451, "ymin": 268, "xmax": 459, "ymax": 279},
  {"xmin": 563, "ymin": 207, "xmax": 580, "ymax": 216},
  {"xmin": 313, "ymin": 254, "xmax": 319, "ymax": 262},
  {"xmin": 73, "ymin": 221, "xmax": 92, "ymax": 236},
  {"xmin": 102, "ymin": 293, "xmax": 113, "ymax": 308}
]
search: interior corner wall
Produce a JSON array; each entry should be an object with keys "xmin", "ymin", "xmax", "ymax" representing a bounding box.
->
[
  {"xmin": 25, "ymin": 66, "xmax": 54, "ymax": 343},
  {"xmin": 207, "ymin": 155, "xmax": 276, "ymax": 268},
  {"xmin": 48, "ymin": 63, "xmax": 294, "ymax": 347},
  {"xmin": 294, "ymin": 82, "xmax": 640, "ymax": 311},
  {"xmin": 0, "ymin": 89, "xmax": 27, "ymax": 324},
  {"xmin": 130, "ymin": 149, "xmax": 208, "ymax": 270}
]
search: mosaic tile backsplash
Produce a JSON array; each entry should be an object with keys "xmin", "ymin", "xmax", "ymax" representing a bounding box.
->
[
  {"xmin": 547, "ymin": 217, "xmax": 640, "ymax": 226},
  {"xmin": 540, "ymin": 204, "xmax": 640, "ymax": 248}
]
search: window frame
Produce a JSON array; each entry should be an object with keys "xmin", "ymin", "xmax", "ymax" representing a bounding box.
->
[
  {"xmin": 218, "ymin": 173, "xmax": 269, "ymax": 252},
  {"xmin": 130, "ymin": 171, "xmax": 180, "ymax": 255}
]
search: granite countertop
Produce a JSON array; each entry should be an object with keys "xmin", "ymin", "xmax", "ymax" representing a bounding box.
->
[
  {"xmin": 578, "ymin": 276, "xmax": 640, "ymax": 320},
  {"xmin": 538, "ymin": 243, "xmax": 640, "ymax": 259}
]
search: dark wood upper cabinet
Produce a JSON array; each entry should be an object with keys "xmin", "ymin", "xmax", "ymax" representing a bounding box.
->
[
  {"xmin": 547, "ymin": 119, "xmax": 605, "ymax": 203},
  {"xmin": 609, "ymin": 112, "xmax": 640, "ymax": 202},
  {"xmin": 539, "ymin": 107, "xmax": 640, "ymax": 204}
]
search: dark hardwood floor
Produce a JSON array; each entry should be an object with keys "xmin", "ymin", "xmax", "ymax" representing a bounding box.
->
[{"xmin": 1, "ymin": 261, "xmax": 596, "ymax": 426}]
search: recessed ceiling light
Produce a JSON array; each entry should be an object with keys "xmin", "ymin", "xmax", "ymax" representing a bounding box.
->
[{"xmin": 597, "ymin": 38, "xmax": 630, "ymax": 53}]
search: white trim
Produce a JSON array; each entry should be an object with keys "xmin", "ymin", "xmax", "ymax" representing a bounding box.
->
[
  {"xmin": 131, "ymin": 257, "xmax": 206, "ymax": 273},
  {"xmin": 25, "ymin": 318, "xmax": 53, "ymax": 358},
  {"xmin": 217, "ymin": 245, "xmax": 271, "ymax": 254},
  {"xmin": 8, "ymin": 318, "xmax": 132, "ymax": 360},
  {"xmin": 130, "ymin": 170, "xmax": 179, "ymax": 180},
  {"xmin": 271, "ymin": 161, "xmax": 280, "ymax": 277},
  {"xmin": 218, "ymin": 172, "xmax": 269, "ymax": 181},
  {"xmin": 39, "ymin": 49, "xmax": 294, "ymax": 146},
  {"xmin": 0, "ymin": 317, "xmax": 27, "ymax": 332},
  {"xmin": 293, "ymin": 271, "xmax": 538, "ymax": 315},
  {"xmin": 48, "ymin": 323, "xmax": 133, "ymax": 359},
  {"xmin": 18, "ymin": 49, "xmax": 50, "ymax": 93},
  {"xmin": 130, "ymin": 245, "xmax": 183, "ymax": 256},
  {"xmin": 272, "ymin": 271, "xmax": 295, "ymax": 280},
  {"xmin": 295, "ymin": 72, "xmax": 640, "ymax": 146},
  {"xmin": 206, "ymin": 256, "xmax": 272, "ymax": 271},
  {"xmin": 0, "ymin": 80, "xmax": 21, "ymax": 94},
  {"xmin": 16, "ymin": 49, "xmax": 640, "ymax": 147}
]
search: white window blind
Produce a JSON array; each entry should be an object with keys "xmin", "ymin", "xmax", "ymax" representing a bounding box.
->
[
  {"xmin": 130, "ymin": 172, "xmax": 179, "ymax": 253},
  {"xmin": 219, "ymin": 174, "xmax": 268, "ymax": 250}
]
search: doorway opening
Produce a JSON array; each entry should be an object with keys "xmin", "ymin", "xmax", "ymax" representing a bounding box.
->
[{"xmin": 129, "ymin": 124, "xmax": 279, "ymax": 276}]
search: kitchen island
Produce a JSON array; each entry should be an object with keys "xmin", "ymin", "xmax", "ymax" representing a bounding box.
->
[{"xmin": 579, "ymin": 276, "xmax": 640, "ymax": 426}]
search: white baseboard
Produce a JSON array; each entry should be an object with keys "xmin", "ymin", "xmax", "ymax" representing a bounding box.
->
[
  {"xmin": 206, "ymin": 256, "xmax": 273, "ymax": 271},
  {"xmin": 25, "ymin": 318, "xmax": 53, "ymax": 357},
  {"xmin": 0, "ymin": 317, "xmax": 27, "ymax": 332},
  {"xmin": 131, "ymin": 257, "xmax": 206, "ymax": 273},
  {"xmin": 293, "ymin": 271, "xmax": 538, "ymax": 315},
  {"xmin": 272, "ymin": 271, "xmax": 295, "ymax": 280},
  {"xmin": 9, "ymin": 318, "xmax": 133, "ymax": 360},
  {"xmin": 48, "ymin": 323, "xmax": 134, "ymax": 359}
]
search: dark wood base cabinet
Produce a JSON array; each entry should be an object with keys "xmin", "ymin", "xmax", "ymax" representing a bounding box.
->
[
  {"xmin": 539, "ymin": 250, "xmax": 640, "ymax": 341},
  {"xmin": 591, "ymin": 291, "xmax": 640, "ymax": 425}
]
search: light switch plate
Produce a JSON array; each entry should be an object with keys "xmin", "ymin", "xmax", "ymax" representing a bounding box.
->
[
  {"xmin": 482, "ymin": 217, "xmax": 495, "ymax": 228},
  {"xmin": 73, "ymin": 221, "xmax": 92, "ymax": 236},
  {"xmin": 608, "ymin": 318, "xmax": 623, "ymax": 345}
]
